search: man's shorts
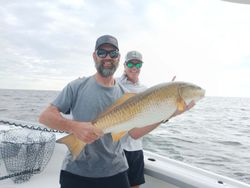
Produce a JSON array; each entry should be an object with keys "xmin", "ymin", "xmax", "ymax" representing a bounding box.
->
[
  {"xmin": 124, "ymin": 150, "xmax": 145, "ymax": 186},
  {"xmin": 60, "ymin": 170, "xmax": 130, "ymax": 188}
]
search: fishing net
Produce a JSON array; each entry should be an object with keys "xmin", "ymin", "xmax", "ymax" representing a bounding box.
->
[{"xmin": 0, "ymin": 128, "xmax": 55, "ymax": 183}]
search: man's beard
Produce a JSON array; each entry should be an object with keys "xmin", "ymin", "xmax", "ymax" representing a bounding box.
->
[{"xmin": 95, "ymin": 61, "xmax": 118, "ymax": 77}]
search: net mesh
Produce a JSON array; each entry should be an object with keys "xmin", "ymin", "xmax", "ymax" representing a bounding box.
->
[{"xmin": 0, "ymin": 128, "xmax": 55, "ymax": 183}]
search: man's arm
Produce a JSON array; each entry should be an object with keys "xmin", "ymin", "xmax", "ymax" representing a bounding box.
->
[
  {"xmin": 128, "ymin": 123, "xmax": 161, "ymax": 140},
  {"xmin": 39, "ymin": 105, "xmax": 103, "ymax": 143}
]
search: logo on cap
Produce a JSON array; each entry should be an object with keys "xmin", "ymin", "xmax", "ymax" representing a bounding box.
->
[{"xmin": 125, "ymin": 51, "xmax": 143, "ymax": 63}]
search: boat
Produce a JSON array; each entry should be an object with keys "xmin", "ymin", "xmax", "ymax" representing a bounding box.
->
[
  {"xmin": 221, "ymin": 0, "xmax": 250, "ymax": 4},
  {"xmin": 1, "ymin": 119, "xmax": 250, "ymax": 188}
]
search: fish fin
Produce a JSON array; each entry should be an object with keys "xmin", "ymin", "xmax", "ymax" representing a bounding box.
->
[
  {"xmin": 111, "ymin": 131, "xmax": 127, "ymax": 142},
  {"xmin": 56, "ymin": 134, "xmax": 86, "ymax": 160},
  {"xmin": 177, "ymin": 97, "xmax": 187, "ymax": 112},
  {"xmin": 95, "ymin": 93, "xmax": 136, "ymax": 120}
]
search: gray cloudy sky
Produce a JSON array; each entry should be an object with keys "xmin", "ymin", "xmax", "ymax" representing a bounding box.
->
[{"xmin": 0, "ymin": 0, "xmax": 250, "ymax": 97}]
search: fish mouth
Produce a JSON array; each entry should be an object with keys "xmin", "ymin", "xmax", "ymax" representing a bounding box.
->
[
  {"xmin": 199, "ymin": 88, "xmax": 205, "ymax": 97},
  {"xmin": 201, "ymin": 89, "xmax": 206, "ymax": 97}
]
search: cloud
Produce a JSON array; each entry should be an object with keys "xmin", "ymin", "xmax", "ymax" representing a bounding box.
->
[{"xmin": 0, "ymin": 0, "xmax": 250, "ymax": 97}]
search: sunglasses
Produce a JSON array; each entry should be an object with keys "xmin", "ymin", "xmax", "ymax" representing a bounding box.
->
[
  {"xmin": 96, "ymin": 49, "xmax": 119, "ymax": 58},
  {"xmin": 126, "ymin": 61, "xmax": 142, "ymax": 69}
]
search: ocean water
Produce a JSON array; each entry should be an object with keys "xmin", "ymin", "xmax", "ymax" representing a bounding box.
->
[{"xmin": 0, "ymin": 89, "xmax": 250, "ymax": 184}]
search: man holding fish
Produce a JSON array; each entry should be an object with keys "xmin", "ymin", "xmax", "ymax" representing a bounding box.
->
[{"xmin": 39, "ymin": 35, "xmax": 203, "ymax": 188}]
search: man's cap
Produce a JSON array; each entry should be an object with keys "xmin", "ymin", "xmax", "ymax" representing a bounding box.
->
[
  {"xmin": 95, "ymin": 35, "xmax": 119, "ymax": 50},
  {"xmin": 125, "ymin": 50, "xmax": 143, "ymax": 63}
]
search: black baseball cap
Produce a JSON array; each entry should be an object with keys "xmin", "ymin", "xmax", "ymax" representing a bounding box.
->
[{"xmin": 95, "ymin": 35, "xmax": 119, "ymax": 50}]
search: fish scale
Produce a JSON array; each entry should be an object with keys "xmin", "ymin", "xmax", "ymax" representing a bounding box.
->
[{"xmin": 97, "ymin": 84, "xmax": 179, "ymax": 132}]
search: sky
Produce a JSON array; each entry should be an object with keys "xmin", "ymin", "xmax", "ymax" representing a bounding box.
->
[{"xmin": 0, "ymin": 0, "xmax": 250, "ymax": 97}]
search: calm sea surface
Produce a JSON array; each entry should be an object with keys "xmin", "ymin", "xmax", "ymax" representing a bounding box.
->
[{"xmin": 0, "ymin": 89, "xmax": 250, "ymax": 184}]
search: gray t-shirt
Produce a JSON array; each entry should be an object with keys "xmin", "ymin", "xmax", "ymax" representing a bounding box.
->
[{"xmin": 52, "ymin": 75, "xmax": 128, "ymax": 178}]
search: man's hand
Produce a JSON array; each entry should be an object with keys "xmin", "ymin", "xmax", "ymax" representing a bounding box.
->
[{"xmin": 71, "ymin": 122, "xmax": 104, "ymax": 144}]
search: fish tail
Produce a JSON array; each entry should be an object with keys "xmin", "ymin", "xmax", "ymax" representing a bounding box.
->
[{"xmin": 56, "ymin": 134, "xmax": 86, "ymax": 160}]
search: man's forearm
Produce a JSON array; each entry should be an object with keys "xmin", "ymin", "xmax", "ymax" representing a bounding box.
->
[
  {"xmin": 39, "ymin": 105, "xmax": 75, "ymax": 133},
  {"xmin": 128, "ymin": 122, "xmax": 161, "ymax": 140}
]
